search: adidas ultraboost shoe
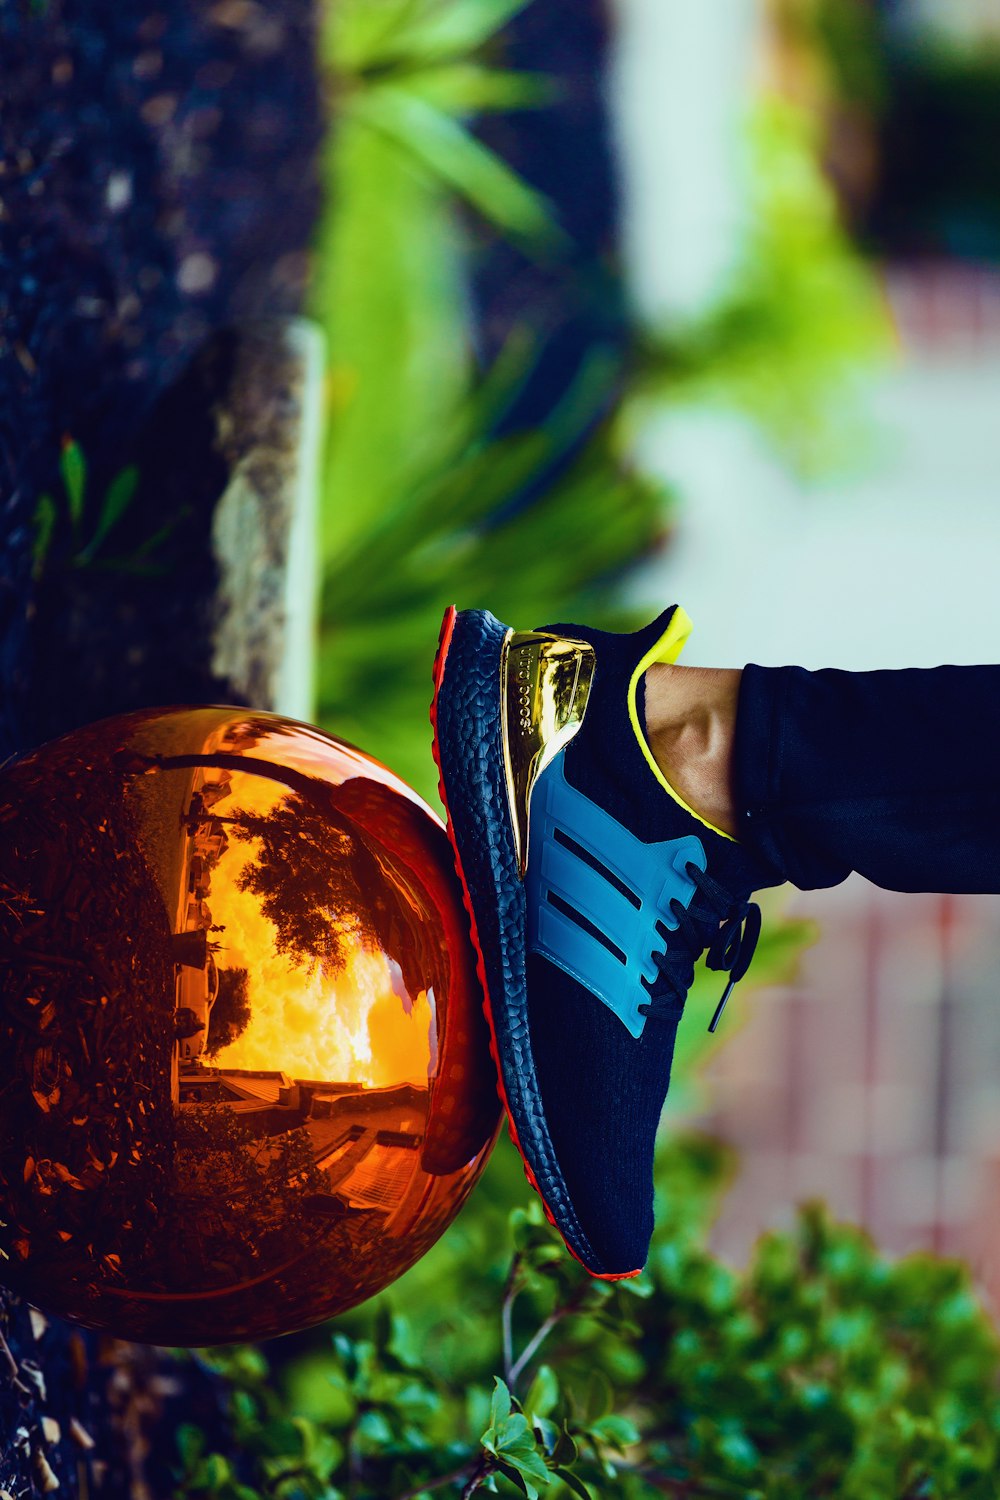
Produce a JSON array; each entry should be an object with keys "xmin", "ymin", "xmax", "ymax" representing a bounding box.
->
[{"xmin": 431, "ymin": 604, "xmax": 781, "ymax": 1277}]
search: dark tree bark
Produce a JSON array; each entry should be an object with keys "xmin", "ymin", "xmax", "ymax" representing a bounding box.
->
[
  {"xmin": 0, "ymin": 1305, "xmax": 234, "ymax": 1500},
  {"xmin": 0, "ymin": 0, "xmax": 324, "ymax": 759}
]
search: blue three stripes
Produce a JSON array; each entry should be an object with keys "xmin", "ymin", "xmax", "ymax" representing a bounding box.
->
[{"xmin": 525, "ymin": 757, "xmax": 706, "ymax": 1038}]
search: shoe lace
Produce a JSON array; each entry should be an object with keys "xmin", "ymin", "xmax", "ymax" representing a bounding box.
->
[{"xmin": 638, "ymin": 863, "xmax": 762, "ymax": 1033}]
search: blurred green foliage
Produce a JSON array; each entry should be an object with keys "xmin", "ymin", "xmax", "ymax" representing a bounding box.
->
[
  {"xmin": 312, "ymin": 0, "xmax": 664, "ymax": 802},
  {"xmin": 814, "ymin": 0, "xmax": 887, "ymax": 110},
  {"xmin": 311, "ymin": 2, "xmax": 892, "ymax": 799},
  {"xmin": 777, "ymin": 0, "xmax": 1000, "ymax": 262},
  {"xmin": 780, "ymin": 0, "xmax": 888, "ymax": 111},
  {"xmin": 635, "ymin": 97, "xmax": 893, "ymax": 479},
  {"xmin": 178, "ymin": 1134, "xmax": 1000, "ymax": 1499}
]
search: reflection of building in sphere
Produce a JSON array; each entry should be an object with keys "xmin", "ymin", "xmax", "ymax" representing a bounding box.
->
[
  {"xmin": 176, "ymin": 1068, "xmax": 456, "ymax": 1240},
  {"xmin": 0, "ymin": 706, "xmax": 500, "ymax": 1343}
]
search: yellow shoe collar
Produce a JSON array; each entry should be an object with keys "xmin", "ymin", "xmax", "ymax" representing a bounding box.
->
[{"xmin": 627, "ymin": 606, "xmax": 735, "ymax": 843}]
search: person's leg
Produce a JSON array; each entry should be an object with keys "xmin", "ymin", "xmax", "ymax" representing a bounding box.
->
[
  {"xmin": 644, "ymin": 658, "xmax": 1000, "ymax": 895},
  {"xmin": 732, "ymin": 663, "xmax": 1000, "ymax": 893},
  {"xmin": 644, "ymin": 663, "xmax": 741, "ymax": 838}
]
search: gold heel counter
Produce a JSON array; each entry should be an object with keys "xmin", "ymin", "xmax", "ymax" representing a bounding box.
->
[{"xmin": 500, "ymin": 629, "xmax": 595, "ymax": 877}]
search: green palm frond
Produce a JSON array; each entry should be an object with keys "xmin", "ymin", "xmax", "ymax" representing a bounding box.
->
[
  {"xmin": 318, "ymin": 342, "xmax": 667, "ymax": 801},
  {"xmin": 328, "ymin": 0, "xmax": 535, "ymax": 74},
  {"xmin": 312, "ymin": 0, "xmax": 665, "ymax": 800},
  {"xmin": 350, "ymin": 85, "xmax": 564, "ymax": 249},
  {"xmin": 404, "ymin": 62, "xmax": 560, "ymax": 114}
]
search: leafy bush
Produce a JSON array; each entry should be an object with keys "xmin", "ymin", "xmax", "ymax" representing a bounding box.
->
[{"xmin": 175, "ymin": 1131, "xmax": 1000, "ymax": 1499}]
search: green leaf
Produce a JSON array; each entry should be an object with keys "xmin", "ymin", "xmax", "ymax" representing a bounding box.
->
[
  {"xmin": 618, "ymin": 1273, "xmax": 654, "ymax": 1299},
  {"xmin": 352, "ymin": 85, "xmax": 564, "ymax": 250},
  {"xmin": 59, "ymin": 438, "xmax": 87, "ymax": 531},
  {"xmin": 355, "ymin": 0, "xmax": 534, "ymax": 69},
  {"xmin": 325, "ymin": 0, "xmax": 419, "ymax": 71},
  {"xmin": 311, "ymin": 114, "xmax": 471, "ymax": 563},
  {"xmin": 579, "ymin": 1371, "xmax": 614, "ymax": 1425},
  {"xmin": 490, "ymin": 1376, "xmax": 513, "ymax": 1430},
  {"xmin": 401, "ymin": 0, "xmax": 534, "ymax": 59},
  {"xmin": 174, "ymin": 1422, "xmax": 206, "ymax": 1468},
  {"xmin": 131, "ymin": 514, "xmax": 183, "ymax": 560},
  {"xmin": 552, "ymin": 1468, "xmax": 592, "ymax": 1500},
  {"xmin": 483, "ymin": 1407, "xmax": 554, "ymax": 1498},
  {"xmin": 201, "ymin": 1451, "xmax": 232, "ymax": 1488},
  {"xmin": 525, "ymin": 1365, "xmax": 559, "ymax": 1421},
  {"xmin": 31, "ymin": 493, "xmax": 57, "ymax": 579},
  {"xmin": 357, "ymin": 1408, "xmax": 393, "ymax": 1444},
  {"xmin": 507, "ymin": 1448, "xmax": 552, "ymax": 1488},
  {"xmin": 467, "ymin": 1384, "xmax": 494, "ymax": 1437},
  {"xmin": 406, "ymin": 63, "xmax": 559, "ymax": 115},
  {"xmin": 529, "ymin": 1419, "xmax": 556, "ymax": 1457},
  {"xmin": 589, "ymin": 1414, "xmax": 640, "ymax": 1452},
  {"xmin": 497, "ymin": 1411, "xmax": 531, "ymax": 1446},
  {"xmin": 495, "ymin": 1452, "xmax": 551, "ymax": 1500},
  {"xmin": 550, "ymin": 1423, "xmax": 578, "ymax": 1467},
  {"xmin": 495, "ymin": 1461, "xmax": 534, "ymax": 1498},
  {"xmin": 79, "ymin": 465, "xmax": 139, "ymax": 561}
]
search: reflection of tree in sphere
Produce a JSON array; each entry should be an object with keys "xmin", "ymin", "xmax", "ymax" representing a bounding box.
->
[
  {"xmin": 0, "ymin": 708, "xmax": 500, "ymax": 1344},
  {"xmin": 228, "ymin": 794, "xmax": 379, "ymax": 974},
  {"xmin": 206, "ymin": 967, "xmax": 251, "ymax": 1056}
]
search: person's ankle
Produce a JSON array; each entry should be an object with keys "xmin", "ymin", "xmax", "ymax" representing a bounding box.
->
[{"xmin": 642, "ymin": 663, "xmax": 741, "ymax": 839}]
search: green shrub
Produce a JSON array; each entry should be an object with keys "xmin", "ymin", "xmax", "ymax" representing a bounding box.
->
[{"xmin": 176, "ymin": 1132, "xmax": 1000, "ymax": 1500}]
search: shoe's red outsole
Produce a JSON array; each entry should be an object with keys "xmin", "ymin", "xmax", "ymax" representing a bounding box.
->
[{"xmin": 430, "ymin": 604, "xmax": 640, "ymax": 1283}]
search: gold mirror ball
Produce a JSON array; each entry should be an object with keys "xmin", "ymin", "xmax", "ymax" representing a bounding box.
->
[{"xmin": 0, "ymin": 709, "xmax": 500, "ymax": 1345}]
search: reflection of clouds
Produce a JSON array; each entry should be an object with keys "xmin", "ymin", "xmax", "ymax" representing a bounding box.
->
[
  {"xmin": 202, "ymin": 773, "xmax": 432, "ymax": 1087},
  {"xmin": 366, "ymin": 989, "xmax": 432, "ymax": 1087},
  {"xmin": 388, "ymin": 957, "xmax": 411, "ymax": 1012}
]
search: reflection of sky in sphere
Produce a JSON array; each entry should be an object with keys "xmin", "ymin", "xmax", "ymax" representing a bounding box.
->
[{"xmin": 206, "ymin": 772, "xmax": 433, "ymax": 1087}]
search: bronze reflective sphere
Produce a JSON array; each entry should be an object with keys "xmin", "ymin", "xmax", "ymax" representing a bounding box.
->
[{"xmin": 0, "ymin": 709, "xmax": 500, "ymax": 1344}]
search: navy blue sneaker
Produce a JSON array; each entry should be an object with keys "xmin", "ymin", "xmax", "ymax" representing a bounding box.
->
[{"xmin": 431, "ymin": 604, "xmax": 781, "ymax": 1277}]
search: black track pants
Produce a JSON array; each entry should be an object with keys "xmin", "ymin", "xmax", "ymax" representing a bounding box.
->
[{"xmin": 733, "ymin": 663, "xmax": 1000, "ymax": 894}]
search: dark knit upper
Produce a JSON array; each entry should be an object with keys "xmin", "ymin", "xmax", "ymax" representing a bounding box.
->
[{"xmin": 524, "ymin": 607, "xmax": 781, "ymax": 1271}]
